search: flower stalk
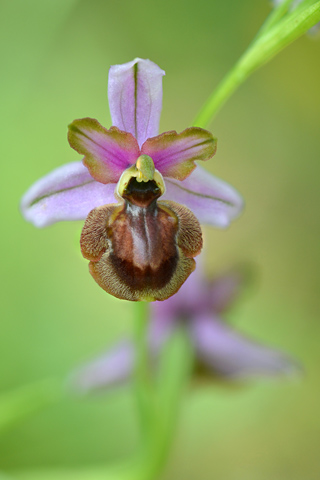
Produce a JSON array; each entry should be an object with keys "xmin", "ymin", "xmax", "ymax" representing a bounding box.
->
[
  {"xmin": 134, "ymin": 301, "xmax": 155, "ymax": 446},
  {"xmin": 135, "ymin": 325, "xmax": 192, "ymax": 480},
  {"xmin": 194, "ymin": 0, "xmax": 320, "ymax": 128},
  {"xmin": 133, "ymin": 301, "xmax": 193, "ymax": 480},
  {"xmin": 256, "ymin": 0, "xmax": 295, "ymax": 38},
  {"xmin": 149, "ymin": 328, "xmax": 192, "ymax": 478}
]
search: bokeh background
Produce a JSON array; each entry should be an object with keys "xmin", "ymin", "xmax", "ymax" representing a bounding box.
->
[{"xmin": 1, "ymin": 0, "xmax": 320, "ymax": 479}]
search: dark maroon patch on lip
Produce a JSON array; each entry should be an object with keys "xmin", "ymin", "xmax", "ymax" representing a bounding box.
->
[
  {"xmin": 108, "ymin": 199, "xmax": 179, "ymax": 291},
  {"xmin": 105, "ymin": 177, "xmax": 179, "ymax": 291}
]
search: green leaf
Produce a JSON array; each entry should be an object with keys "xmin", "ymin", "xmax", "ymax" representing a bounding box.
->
[
  {"xmin": 0, "ymin": 378, "xmax": 63, "ymax": 434},
  {"xmin": 13, "ymin": 467, "xmax": 119, "ymax": 480},
  {"xmin": 13, "ymin": 463, "xmax": 159, "ymax": 480}
]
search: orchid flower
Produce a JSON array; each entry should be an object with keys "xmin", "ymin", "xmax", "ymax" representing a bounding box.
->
[
  {"xmin": 21, "ymin": 58, "xmax": 243, "ymax": 301},
  {"xmin": 71, "ymin": 263, "xmax": 299, "ymax": 393}
]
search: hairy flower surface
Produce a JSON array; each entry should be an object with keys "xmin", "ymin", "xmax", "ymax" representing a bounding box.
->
[
  {"xmin": 21, "ymin": 58, "xmax": 243, "ymax": 301},
  {"xmin": 71, "ymin": 263, "xmax": 300, "ymax": 392}
]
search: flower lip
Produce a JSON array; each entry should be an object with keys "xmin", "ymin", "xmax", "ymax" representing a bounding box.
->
[{"xmin": 81, "ymin": 199, "xmax": 201, "ymax": 301}]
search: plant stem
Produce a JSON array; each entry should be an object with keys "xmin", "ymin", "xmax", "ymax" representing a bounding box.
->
[
  {"xmin": 256, "ymin": 0, "xmax": 294, "ymax": 39},
  {"xmin": 133, "ymin": 301, "xmax": 154, "ymax": 446},
  {"xmin": 147, "ymin": 329, "xmax": 192, "ymax": 479},
  {"xmin": 193, "ymin": 0, "xmax": 320, "ymax": 128},
  {"xmin": 133, "ymin": 301, "xmax": 192, "ymax": 480}
]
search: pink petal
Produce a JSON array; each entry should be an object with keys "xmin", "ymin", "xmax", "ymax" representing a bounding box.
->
[
  {"xmin": 191, "ymin": 314, "xmax": 301, "ymax": 379},
  {"xmin": 163, "ymin": 166, "xmax": 243, "ymax": 228},
  {"xmin": 21, "ymin": 162, "xmax": 117, "ymax": 228},
  {"xmin": 142, "ymin": 128, "xmax": 217, "ymax": 180},
  {"xmin": 68, "ymin": 118, "xmax": 140, "ymax": 184},
  {"xmin": 108, "ymin": 58, "xmax": 165, "ymax": 147},
  {"xmin": 69, "ymin": 341, "xmax": 134, "ymax": 393}
]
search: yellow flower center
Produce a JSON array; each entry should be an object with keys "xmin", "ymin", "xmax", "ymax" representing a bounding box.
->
[{"xmin": 116, "ymin": 155, "xmax": 165, "ymax": 199}]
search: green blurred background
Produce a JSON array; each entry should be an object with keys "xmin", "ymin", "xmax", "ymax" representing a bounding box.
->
[{"xmin": 1, "ymin": 0, "xmax": 320, "ymax": 479}]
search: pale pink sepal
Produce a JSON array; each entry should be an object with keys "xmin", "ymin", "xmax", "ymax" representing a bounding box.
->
[
  {"xmin": 70, "ymin": 341, "xmax": 135, "ymax": 394},
  {"xmin": 191, "ymin": 314, "xmax": 300, "ymax": 378},
  {"xmin": 163, "ymin": 166, "xmax": 244, "ymax": 228},
  {"xmin": 21, "ymin": 162, "xmax": 117, "ymax": 228},
  {"xmin": 108, "ymin": 58, "xmax": 165, "ymax": 147}
]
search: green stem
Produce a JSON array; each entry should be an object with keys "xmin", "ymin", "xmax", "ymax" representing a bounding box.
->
[
  {"xmin": 147, "ymin": 329, "xmax": 192, "ymax": 479},
  {"xmin": 133, "ymin": 301, "xmax": 192, "ymax": 480},
  {"xmin": 133, "ymin": 301, "xmax": 154, "ymax": 446},
  {"xmin": 256, "ymin": 0, "xmax": 294, "ymax": 39},
  {"xmin": 193, "ymin": 0, "xmax": 320, "ymax": 128}
]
